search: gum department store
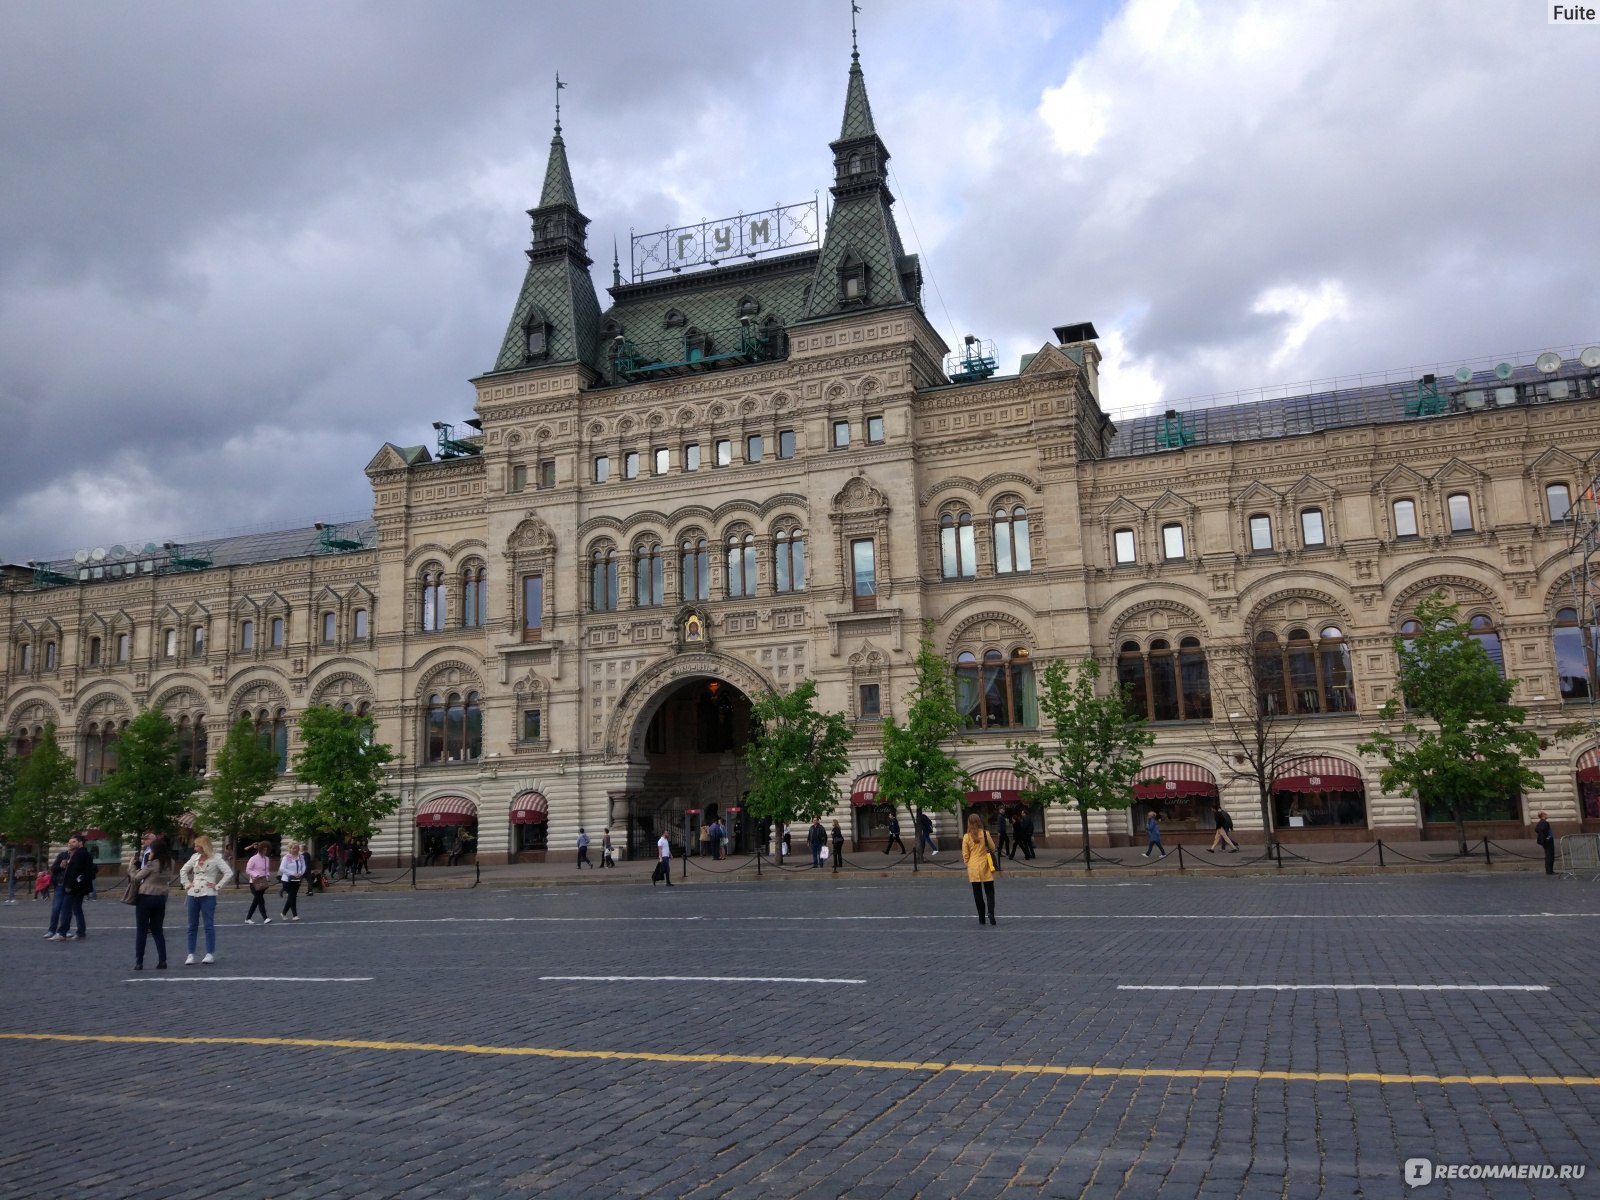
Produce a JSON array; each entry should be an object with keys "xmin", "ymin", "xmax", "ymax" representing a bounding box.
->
[{"xmin": 8, "ymin": 50, "xmax": 1600, "ymax": 865}]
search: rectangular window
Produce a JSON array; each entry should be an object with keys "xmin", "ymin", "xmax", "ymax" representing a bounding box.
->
[
  {"xmin": 746, "ymin": 434, "xmax": 763, "ymax": 463},
  {"xmin": 866, "ymin": 415, "xmax": 885, "ymax": 443},
  {"xmin": 321, "ymin": 612, "xmax": 336, "ymax": 643},
  {"xmin": 684, "ymin": 443, "xmax": 701, "ymax": 472},
  {"xmin": 88, "ymin": 637, "xmax": 102, "ymax": 666},
  {"xmin": 19, "ymin": 644, "xmax": 31, "ymax": 672},
  {"xmin": 240, "ymin": 621, "xmax": 254, "ymax": 651},
  {"xmin": 1548, "ymin": 482, "xmax": 1572, "ymax": 523},
  {"xmin": 44, "ymin": 642, "xmax": 57, "ymax": 671},
  {"xmin": 510, "ymin": 464, "xmax": 527, "ymax": 493},
  {"xmin": 1249, "ymin": 515, "xmax": 1273, "ymax": 552},
  {"xmin": 859, "ymin": 683, "xmax": 881, "ymax": 718},
  {"xmin": 117, "ymin": 633, "xmax": 131, "ymax": 662},
  {"xmin": 777, "ymin": 429, "xmax": 796, "ymax": 459},
  {"xmin": 1161, "ymin": 523, "xmax": 1185, "ymax": 560},
  {"xmin": 522, "ymin": 709, "xmax": 542, "ymax": 741},
  {"xmin": 270, "ymin": 617, "xmax": 284, "ymax": 648},
  {"xmin": 1393, "ymin": 498, "xmax": 1418, "ymax": 538},
  {"xmin": 851, "ymin": 539, "xmax": 876, "ymax": 610},
  {"xmin": 192, "ymin": 626, "xmax": 206, "ymax": 655},
  {"xmin": 539, "ymin": 459, "xmax": 556, "ymax": 489},
  {"xmin": 623, "ymin": 451, "xmax": 640, "ymax": 480},
  {"xmin": 832, "ymin": 420, "xmax": 851, "ymax": 449},
  {"xmin": 1113, "ymin": 528, "xmax": 1136, "ymax": 564},
  {"xmin": 1300, "ymin": 508, "xmax": 1326, "ymax": 546},
  {"xmin": 527, "ymin": 569, "xmax": 552, "ymax": 628},
  {"xmin": 654, "ymin": 448, "xmax": 669, "ymax": 475},
  {"xmin": 164, "ymin": 629, "xmax": 177, "ymax": 658},
  {"xmin": 715, "ymin": 439, "xmax": 732, "ymax": 467},
  {"xmin": 593, "ymin": 455, "xmax": 610, "ymax": 484},
  {"xmin": 1447, "ymin": 493, "xmax": 1473, "ymax": 533},
  {"xmin": 353, "ymin": 609, "xmax": 369, "ymax": 639}
]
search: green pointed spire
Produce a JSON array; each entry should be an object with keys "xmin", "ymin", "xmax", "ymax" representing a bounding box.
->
[
  {"xmin": 539, "ymin": 128, "xmax": 579, "ymax": 210},
  {"xmin": 839, "ymin": 53, "xmax": 877, "ymax": 140}
]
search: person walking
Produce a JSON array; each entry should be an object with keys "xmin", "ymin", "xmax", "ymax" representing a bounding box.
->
[
  {"xmin": 1209, "ymin": 807, "xmax": 1239, "ymax": 853},
  {"xmin": 1143, "ymin": 810, "xmax": 1168, "ymax": 859},
  {"xmin": 1535, "ymin": 811, "xmax": 1556, "ymax": 875},
  {"xmin": 179, "ymin": 835, "xmax": 235, "ymax": 965},
  {"xmin": 916, "ymin": 810, "xmax": 939, "ymax": 857},
  {"xmin": 130, "ymin": 835, "xmax": 176, "ymax": 970},
  {"xmin": 55, "ymin": 835, "xmax": 96, "ymax": 942},
  {"xmin": 577, "ymin": 828, "xmax": 593, "ymax": 869},
  {"xmin": 962, "ymin": 813, "xmax": 998, "ymax": 926},
  {"xmin": 243, "ymin": 842, "xmax": 273, "ymax": 925},
  {"xmin": 996, "ymin": 811, "xmax": 1012, "ymax": 859},
  {"xmin": 883, "ymin": 812, "xmax": 906, "ymax": 855},
  {"xmin": 1015, "ymin": 809, "xmax": 1037, "ymax": 860},
  {"xmin": 808, "ymin": 818, "xmax": 827, "ymax": 868},
  {"xmin": 699, "ymin": 820, "xmax": 712, "ymax": 861},
  {"xmin": 601, "ymin": 828, "xmax": 616, "ymax": 868},
  {"xmin": 830, "ymin": 820, "xmax": 845, "ymax": 874},
  {"xmin": 654, "ymin": 832, "xmax": 674, "ymax": 886},
  {"xmin": 279, "ymin": 841, "xmax": 306, "ymax": 920},
  {"xmin": 42, "ymin": 839, "xmax": 75, "ymax": 940}
]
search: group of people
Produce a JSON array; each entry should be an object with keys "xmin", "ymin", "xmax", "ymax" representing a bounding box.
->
[
  {"xmin": 806, "ymin": 819, "xmax": 847, "ymax": 871},
  {"xmin": 575, "ymin": 827, "xmax": 617, "ymax": 868},
  {"xmin": 881, "ymin": 810, "xmax": 944, "ymax": 857},
  {"xmin": 696, "ymin": 817, "xmax": 731, "ymax": 860}
]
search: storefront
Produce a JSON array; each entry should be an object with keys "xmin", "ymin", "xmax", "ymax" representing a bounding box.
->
[
  {"xmin": 850, "ymin": 773, "xmax": 895, "ymax": 848},
  {"xmin": 1271, "ymin": 756, "xmax": 1368, "ymax": 838},
  {"xmin": 511, "ymin": 790, "xmax": 548, "ymax": 862},
  {"xmin": 1577, "ymin": 748, "xmax": 1600, "ymax": 825},
  {"xmin": 962, "ymin": 767, "xmax": 1045, "ymax": 849},
  {"xmin": 415, "ymin": 795, "xmax": 478, "ymax": 865},
  {"xmin": 1131, "ymin": 762, "xmax": 1220, "ymax": 840}
]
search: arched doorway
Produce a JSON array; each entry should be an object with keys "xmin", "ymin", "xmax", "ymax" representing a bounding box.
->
[
  {"xmin": 628, "ymin": 676, "xmax": 757, "ymax": 860},
  {"xmin": 1271, "ymin": 756, "xmax": 1367, "ymax": 840}
]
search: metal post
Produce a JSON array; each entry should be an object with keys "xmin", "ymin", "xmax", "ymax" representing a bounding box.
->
[
  {"xmin": 1377, "ymin": 839, "xmax": 1385, "ymax": 868},
  {"xmin": 1176, "ymin": 845, "xmax": 1185, "ymax": 871},
  {"xmin": 682, "ymin": 810, "xmax": 689, "ymax": 881},
  {"xmin": 474, "ymin": 859, "xmax": 481, "ymax": 887},
  {"xmin": 1483, "ymin": 837, "xmax": 1492, "ymax": 866},
  {"xmin": 5, "ymin": 846, "xmax": 17, "ymax": 903},
  {"xmin": 1274, "ymin": 841, "xmax": 1283, "ymax": 869}
]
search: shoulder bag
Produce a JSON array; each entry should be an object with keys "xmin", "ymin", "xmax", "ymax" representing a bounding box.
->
[{"xmin": 120, "ymin": 874, "xmax": 140, "ymax": 905}]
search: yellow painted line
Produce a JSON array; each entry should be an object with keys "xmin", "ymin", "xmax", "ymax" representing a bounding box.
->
[{"xmin": 0, "ymin": 1032, "xmax": 1595, "ymax": 1089}]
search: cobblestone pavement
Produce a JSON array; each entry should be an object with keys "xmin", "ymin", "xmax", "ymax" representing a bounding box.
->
[{"xmin": 2, "ymin": 872, "xmax": 1596, "ymax": 1199}]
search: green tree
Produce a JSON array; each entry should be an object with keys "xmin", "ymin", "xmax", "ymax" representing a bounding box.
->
[
  {"xmin": 276, "ymin": 706, "xmax": 397, "ymax": 842},
  {"xmin": 89, "ymin": 708, "xmax": 200, "ymax": 841},
  {"xmin": 1358, "ymin": 593, "xmax": 1546, "ymax": 855},
  {"xmin": 743, "ymin": 679, "xmax": 854, "ymax": 847},
  {"xmin": 1010, "ymin": 657, "xmax": 1154, "ymax": 869},
  {"xmin": 0, "ymin": 725, "xmax": 90, "ymax": 859},
  {"xmin": 877, "ymin": 635, "xmax": 970, "ymax": 850},
  {"xmin": 195, "ymin": 716, "xmax": 282, "ymax": 881}
]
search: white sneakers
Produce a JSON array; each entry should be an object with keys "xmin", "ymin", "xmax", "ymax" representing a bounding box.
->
[
  {"xmin": 184, "ymin": 954, "xmax": 196, "ymax": 965},
  {"xmin": 182, "ymin": 953, "xmax": 216, "ymax": 965},
  {"xmin": 201, "ymin": 953, "xmax": 215, "ymax": 964},
  {"xmin": 262, "ymin": 917, "xmax": 271, "ymax": 925}
]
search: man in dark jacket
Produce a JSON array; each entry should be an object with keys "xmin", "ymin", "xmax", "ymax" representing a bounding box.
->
[
  {"xmin": 808, "ymin": 818, "xmax": 827, "ymax": 868},
  {"xmin": 1535, "ymin": 812, "xmax": 1555, "ymax": 875},
  {"xmin": 883, "ymin": 812, "xmax": 906, "ymax": 855},
  {"xmin": 43, "ymin": 839, "xmax": 75, "ymax": 940},
  {"xmin": 1014, "ymin": 809, "xmax": 1036, "ymax": 860},
  {"xmin": 57, "ymin": 836, "xmax": 96, "ymax": 942}
]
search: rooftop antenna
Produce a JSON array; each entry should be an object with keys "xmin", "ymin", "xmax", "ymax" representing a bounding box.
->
[
  {"xmin": 612, "ymin": 237, "xmax": 622, "ymax": 288},
  {"xmin": 554, "ymin": 72, "xmax": 565, "ymax": 134}
]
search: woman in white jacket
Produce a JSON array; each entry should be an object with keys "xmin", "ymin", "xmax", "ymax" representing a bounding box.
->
[
  {"xmin": 278, "ymin": 841, "xmax": 307, "ymax": 922},
  {"xmin": 178, "ymin": 835, "xmax": 235, "ymax": 965}
]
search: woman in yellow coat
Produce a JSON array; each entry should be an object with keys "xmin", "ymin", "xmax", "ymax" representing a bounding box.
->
[{"xmin": 961, "ymin": 812, "xmax": 998, "ymax": 926}]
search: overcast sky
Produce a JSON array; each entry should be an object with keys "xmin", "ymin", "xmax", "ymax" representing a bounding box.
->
[{"xmin": 3, "ymin": 0, "xmax": 1596, "ymax": 563}]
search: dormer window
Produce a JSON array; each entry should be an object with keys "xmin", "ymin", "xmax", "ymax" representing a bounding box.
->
[
  {"xmin": 737, "ymin": 295, "xmax": 760, "ymax": 318},
  {"xmin": 663, "ymin": 307, "xmax": 687, "ymax": 329},
  {"xmin": 838, "ymin": 253, "xmax": 867, "ymax": 306},
  {"xmin": 848, "ymin": 152, "xmax": 864, "ymax": 175},
  {"xmin": 522, "ymin": 305, "xmax": 550, "ymax": 361}
]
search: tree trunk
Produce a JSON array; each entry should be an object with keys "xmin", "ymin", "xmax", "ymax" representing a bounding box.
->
[
  {"xmin": 1257, "ymin": 784, "xmax": 1275, "ymax": 855},
  {"xmin": 1454, "ymin": 806, "xmax": 1469, "ymax": 857},
  {"xmin": 1079, "ymin": 807, "xmax": 1092, "ymax": 871}
]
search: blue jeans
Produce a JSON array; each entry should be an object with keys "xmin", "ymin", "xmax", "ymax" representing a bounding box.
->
[
  {"xmin": 47, "ymin": 884, "xmax": 68, "ymax": 934},
  {"xmin": 186, "ymin": 894, "xmax": 217, "ymax": 955},
  {"xmin": 60, "ymin": 892, "xmax": 87, "ymax": 937}
]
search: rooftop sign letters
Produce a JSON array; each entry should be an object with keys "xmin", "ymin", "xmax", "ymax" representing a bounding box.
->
[{"xmin": 631, "ymin": 198, "xmax": 818, "ymax": 281}]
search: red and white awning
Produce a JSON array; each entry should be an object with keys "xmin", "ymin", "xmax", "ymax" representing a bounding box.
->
[
  {"xmin": 415, "ymin": 796, "xmax": 478, "ymax": 827},
  {"xmin": 1577, "ymin": 747, "xmax": 1600, "ymax": 783},
  {"xmin": 966, "ymin": 767, "xmax": 1026, "ymax": 805},
  {"xmin": 1272, "ymin": 756, "xmax": 1364, "ymax": 794},
  {"xmin": 510, "ymin": 791, "xmax": 549, "ymax": 825},
  {"xmin": 1132, "ymin": 761, "xmax": 1219, "ymax": 801},
  {"xmin": 849, "ymin": 773, "xmax": 879, "ymax": 808}
]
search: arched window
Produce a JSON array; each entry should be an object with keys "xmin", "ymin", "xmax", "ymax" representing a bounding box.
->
[
  {"xmin": 1118, "ymin": 639, "xmax": 1212, "ymax": 721},
  {"xmin": 680, "ymin": 537, "xmax": 710, "ymax": 601},
  {"xmin": 956, "ymin": 647, "xmax": 1036, "ymax": 729},
  {"xmin": 726, "ymin": 532, "xmax": 758, "ymax": 598},
  {"xmin": 82, "ymin": 719, "xmax": 126, "ymax": 784},
  {"xmin": 175, "ymin": 715, "xmax": 208, "ymax": 776},
  {"xmin": 249, "ymin": 707, "xmax": 289, "ymax": 774},
  {"xmin": 461, "ymin": 566, "xmax": 487, "ymax": 628},
  {"xmin": 1254, "ymin": 631, "xmax": 1285, "ymax": 715},
  {"xmin": 424, "ymin": 691, "xmax": 482, "ymax": 764},
  {"xmin": 590, "ymin": 546, "xmax": 618, "ymax": 612},
  {"xmin": 635, "ymin": 542, "xmax": 664, "ymax": 607},
  {"xmin": 774, "ymin": 529, "xmax": 806, "ymax": 593},
  {"xmin": 1319, "ymin": 626, "xmax": 1356, "ymax": 712},
  {"xmin": 352, "ymin": 609, "xmax": 368, "ymax": 640},
  {"xmin": 420, "ymin": 569, "xmax": 447, "ymax": 631},
  {"xmin": 994, "ymin": 506, "xmax": 1032, "ymax": 574},
  {"xmin": 1256, "ymin": 627, "xmax": 1357, "ymax": 715},
  {"xmin": 939, "ymin": 511, "xmax": 977, "ymax": 579},
  {"xmin": 1554, "ymin": 607, "xmax": 1596, "ymax": 700},
  {"xmin": 1468, "ymin": 614, "xmax": 1504, "ymax": 676}
]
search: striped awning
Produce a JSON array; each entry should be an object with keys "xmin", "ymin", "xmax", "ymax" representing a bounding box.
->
[
  {"xmin": 81, "ymin": 828, "xmax": 108, "ymax": 841},
  {"xmin": 1132, "ymin": 761, "xmax": 1218, "ymax": 800},
  {"xmin": 510, "ymin": 791, "xmax": 549, "ymax": 825},
  {"xmin": 849, "ymin": 773, "xmax": 879, "ymax": 807},
  {"xmin": 415, "ymin": 796, "xmax": 478, "ymax": 827},
  {"xmin": 1578, "ymin": 747, "xmax": 1600, "ymax": 783},
  {"xmin": 177, "ymin": 811, "xmax": 196, "ymax": 832},
  {"xmin": 966, "ymin": 767, "xmax": 1026, "ymax": 805},
  {"xmin": 1273, "ymin": 756, "xmax": 1364, "ymax": 793}
]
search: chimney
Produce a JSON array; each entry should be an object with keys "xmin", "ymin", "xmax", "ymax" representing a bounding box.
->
[{"xmin": 1052, "ymin": 321, "xmax": 1102, "ymax": 404}]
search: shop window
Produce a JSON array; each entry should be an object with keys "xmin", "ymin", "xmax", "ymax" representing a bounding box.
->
[
  {"xmin": 774, "ymin": 530, "xmax": 806, "ymax": 593},
  {"xmin": 1249, "ymin": 514, "xmax": 1273, "ymax": 552},
  {"xmin": 939, "ymin": 511, "xmax": 976, "ymax": 579},
  {"xmin": 955, "ymin": 648, "xmax": 1036, "ymax": 729},
  {"xmin": 1113, "ymin": 528, "xmax": 1136, "ymax": 564},
  {"xmin": 1393, "ymin": 498, "xmax": 1418, "ymax": 538},
  {"xmin": 994, "ymin": 506, "xmax": 1032, "ymax": 574}
]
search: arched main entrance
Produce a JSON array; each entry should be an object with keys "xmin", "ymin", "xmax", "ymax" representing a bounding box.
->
[{"xmin": 627, "ymin": 676, "xmax": 757, "ymax": 860}]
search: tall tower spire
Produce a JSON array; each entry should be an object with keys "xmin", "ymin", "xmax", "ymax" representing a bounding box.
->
[
  {"xmin": 492, "ymin": 75, "xmax": 602, "ymax": 374},
  {"xmin": 804, "ymin": 36, "xmax": 921, "ymax": 318}
]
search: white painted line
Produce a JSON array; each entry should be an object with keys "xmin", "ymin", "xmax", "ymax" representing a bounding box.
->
[
  {"xmin": 124, "ymin": 976, "xmax": 373, "ymax": 983},
  {"xmin": 1045, "ymin": 883, "xmax": 1152, "ymax": 888},
  {"xmin": 540, "ymin": 974, "xmax": 865, "ymax": 985},
  {"xmin": 1117, "ymin": 984, "xmax": 1549, "ymax": 992}
]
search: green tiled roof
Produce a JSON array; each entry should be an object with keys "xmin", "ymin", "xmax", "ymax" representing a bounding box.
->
[
  {"xmin": 839, "ymin": 54, "xmax": 878, "ymax": 140},
  {"xmin": 539, "ymin": 129, "xmax": 578, "ymax": 209},
  {"xmin": 600, "ymin": 251, "xmax": 817, "ymax": 348}
]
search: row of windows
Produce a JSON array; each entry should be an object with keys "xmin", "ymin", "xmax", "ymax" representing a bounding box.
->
[
  {"xmin": 590, "ymin": 532, "xmax": 808, "ymax": 611},
  {"xmin": 12, "ymin": 610, "xmax": 371, "ymax": 674},
  {"xmin": 591, "ymin": 418, "xmax": 885, "ymax": 484},
  {"xmin": 1110, "ymin": 486, "xmax": 1576, "ymax": 565},
  {"xmin": 940, "ymin": 508, "xmax": 1033, "ymax": 579}
]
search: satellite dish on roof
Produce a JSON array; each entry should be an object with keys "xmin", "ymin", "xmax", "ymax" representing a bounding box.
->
[
  {"xmin": 109, "ymin": 544, "xmax": 127, "ymax": 558},
  {"xmin": 1581, "ymin": 346, "xmax": 1600, "ymax": 369},
  {"xmin": 1535, "ymin": 352, "xmax": 1562, "ymax": 375},
  {"xmin": 1493, "ymin": 362, "xmax": 1514, "ymax": 380},
  {"xmin": 1453, "ymin": 366, "xmax": 1473, "ymax": 384},
  {"xmin": 90, "ymin": 546, "xmax": 107, "ymax": 561},
  {"xmin": 73, "ymin": 549, "xmax": 90, "ymax": 564}
]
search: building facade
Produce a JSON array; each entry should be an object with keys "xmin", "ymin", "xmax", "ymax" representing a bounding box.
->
[{"xmin": 8, "ymin": 50, "xmax": 1600, "ymax": 864}]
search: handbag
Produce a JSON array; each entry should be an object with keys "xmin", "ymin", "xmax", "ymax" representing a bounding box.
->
[
  {"xmin": 987, "ymin": 835, "xmax": 1000, "ymax": 873},
  {"xmin": 120, "ymin": 875, "xmax": 139, "ymax": 905}
]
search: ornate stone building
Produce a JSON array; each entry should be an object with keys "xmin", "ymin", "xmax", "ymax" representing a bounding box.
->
[{"xmin": 8, "ymin": 48, "xmax": 1600, "ymax": 863}]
